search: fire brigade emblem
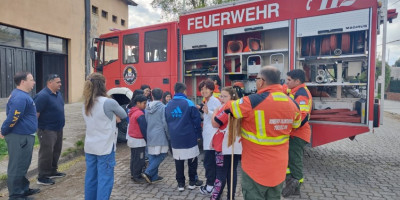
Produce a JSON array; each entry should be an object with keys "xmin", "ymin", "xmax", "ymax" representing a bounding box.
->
[{"xmin": 123, "ymin": 66, "xmax": 137, "ymax": 85}]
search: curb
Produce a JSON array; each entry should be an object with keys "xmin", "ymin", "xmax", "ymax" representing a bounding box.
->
[{"xmin": 0, "ymin": 148, "xmax": 84, "ymax": 190}]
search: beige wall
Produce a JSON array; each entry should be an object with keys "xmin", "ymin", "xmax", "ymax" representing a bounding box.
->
[
  {"xmin": 0, "ymin": 0, "xmax": 130, "ymax": 103},
  {"xmin": 91, "ymin": 0, "xmax": 129, "ymax": 39}
]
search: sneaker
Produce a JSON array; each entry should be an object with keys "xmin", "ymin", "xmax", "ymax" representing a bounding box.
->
[
  {"xmin": 188, "ymin": 180, "xmax": 202, "ymax": 190},
  {"xmin": 24, "ymin": 188, "xmax": 40, "ymax": 196},
  {"xmin": 49, "ymin": 172, "xmax": 66, "ymax": 179},
  {"xmin": 151, "ymin": 176, "xmax": 163, "ymax": 183},
  {"xmin": 188, "ymin": 182, "xmax": 196, "ymax": 190},
  {"xmin": 282, "ymin": 178, "xmax": 300, "ymax": 197},
  {"xmin": 195, "ymin": 179, "xmax": 203, "ymax": 186},
  {"xmin": 37, "ymin": 177, "xmax": 55, "ymax": 185},
  {"xmin": 199, "ymin": 185, "xmax": 213, "ymax": 195},
  {"xmin": 141, "ymin": 173, "xmax": 152, "ymax": 184},
  {"xmin": 132, "ymin": 177, "xmax": 147, "ymax": 184},
  {"xmin": 178, "ymin": 183, "xmax": 185, "ymax": 192}
]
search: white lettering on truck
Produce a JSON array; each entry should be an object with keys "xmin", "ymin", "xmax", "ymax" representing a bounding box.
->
[{"xmin": 187, "ymin": 3, "xmax": 280, "ymax": 31}]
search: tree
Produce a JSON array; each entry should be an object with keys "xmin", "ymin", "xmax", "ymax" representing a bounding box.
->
[
  {"xmin": 151, "ymin": 0, "xmax": 237, "ymax": 21},
  {"xmin": 376, "ymin": 59, "xmax": 391, "ymax": 97},
  {"xmin": 395, "ymin": 57, "xmax": 400, "ymax": 67}
]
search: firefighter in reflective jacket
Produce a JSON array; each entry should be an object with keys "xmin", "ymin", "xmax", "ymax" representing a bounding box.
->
[
  {"xmin": 223, "ymin": 66, "xmax": 301, "ymax": 200},
  {"xmin": 282, "ymin": 69, "xmax": 313, "ymax": 197}
]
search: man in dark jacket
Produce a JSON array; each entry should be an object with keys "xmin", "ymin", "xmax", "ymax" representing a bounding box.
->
[
  {"xmin": 34, "ymin": 74, "xmax": 66, "ymax": 186},
  {"xmin": 165, "ymin": 82, "xmax": 202, "ymax": 192},
  {"xmin": 1, "ymin": 72, "xmax": 40, "ymax": 200}
]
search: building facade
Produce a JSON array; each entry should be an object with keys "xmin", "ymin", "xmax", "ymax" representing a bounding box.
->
[{"xmin": 0, "ymin": 0, "xmax": 136, "ymax": 102}]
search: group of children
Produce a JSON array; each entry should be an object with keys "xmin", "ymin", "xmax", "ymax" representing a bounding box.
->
[{"xmin": 125, "ymin": 77, "xmax": 242, "ymax": 200}]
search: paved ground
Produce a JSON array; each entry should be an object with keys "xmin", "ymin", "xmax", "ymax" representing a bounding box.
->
[
  {"xmin": 383, "ymin": 100, "xmax": 400, "ymax": 115},
  {"xmin": 1, "ymin": 99, "xmax": 400, "ymax": 199}
]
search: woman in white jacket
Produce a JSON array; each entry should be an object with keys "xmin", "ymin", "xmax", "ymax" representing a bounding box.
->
[{"xmin": 82, "ymin": 73, "xmax": 127, "ymax": 200}]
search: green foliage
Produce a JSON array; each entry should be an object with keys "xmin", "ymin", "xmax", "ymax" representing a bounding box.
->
[
  {"xmin": 151, "ymin": 0, "xmax": 237, "ymax": 21},
  {"xmin": 376, "ymin": 59, "xmax": 391, "ymax": 92},
  {"xmin": 0, "ymin": 174, "xmax": 7, "ymax": 181},
  {"xmin": 61, "ymin": 138, "xmax": 84, "ymax": 157},
  {"xmin": 0, "ymin": 139, "xmax": 7, "ymax": 160}
]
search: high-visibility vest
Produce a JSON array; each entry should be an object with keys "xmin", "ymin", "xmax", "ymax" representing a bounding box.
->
[
  {"xmin": 229, "ymin": 85, "xmax": 301, "ymax": 146},
  {"xmin": 288, "ymin": 83, "xmax": 312, "ymax": 142}
]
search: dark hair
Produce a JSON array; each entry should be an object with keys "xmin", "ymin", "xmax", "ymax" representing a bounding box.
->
[
  {"xmin": 287, "ymin": 69, "xmax": 306, "ymax": 83},
  {"xmin": 152, "ymin": 88, "xmax": 163, "ymax": 100},
  {"xmin": 128, "ymin": 89, "xmax": 144, "ymax": 109},
  {"xmin": 133, "ymin": 94, "xmax": 147, "ymax": 105},
  {"xmin": 198, "ymin": 79, "xmax": 215, "ymax": 91},
  {"xmin": 162, "ymin": 91, "xmax": 171, "ymax": 104},
  {"xmin": 260, "ymin": 66, "xmax": 280, "ymax": 85},
  {"xmin": 174, "ymin": 82, "xmax": 186, "ymax": 93},
  {"xmin": 47, "ymin": 74, "xmax": 60, "ymax": 82},
  {"xmin": 209, "ymin": 75, "xmax": 221, "ymax": 86},
  {"xmin": 14, "ymin": 71, "xmax": 31, "ymax": 86},
  {"xmin": 140, "ymin": 84, "xmax": 151, "ymax": 90}
]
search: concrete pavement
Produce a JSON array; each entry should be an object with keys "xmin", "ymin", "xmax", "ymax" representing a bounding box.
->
[{"xmin": 382, "ymin": 100, "xmax": 400, "ymax": 115}]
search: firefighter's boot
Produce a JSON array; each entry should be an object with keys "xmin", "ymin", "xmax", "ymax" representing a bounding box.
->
[{"xmin": 282, "ymin": 177, "xmax": 300, "ymax": 197}]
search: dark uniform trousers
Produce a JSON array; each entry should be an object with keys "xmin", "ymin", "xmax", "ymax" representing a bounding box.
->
[
  {"xmin": 288, "ymin": 136, "xmax": 308, "ymax": 180},
  {"xmin": 5, "ymin": 133, "xmax": 35, "ymax": 199},
  {"xmin": 38, "ymin": 129, "xmax": 63, "ymax": 178}
]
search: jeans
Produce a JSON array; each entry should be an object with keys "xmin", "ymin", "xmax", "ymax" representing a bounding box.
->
[
  {"xmin": 144, "ymin": 153, "xmax": 167, "ymax": 181},
  {"xmin": 5, "ymin": 133, "xmax": 35, "ymax": 199},
  {"xmin": 175, "ymin": 157, "xmax": 198, "ymax": 185},
  {"xmin": 130, "ymin": 147, "xmax": 145, "ymax": 179},
  {"xmin": 84, "ymin": 151, "xmax": 116, "ymax": 200},
  {"xmin": 211, "ymin": 153, "xmax": 240, "ymax": 200},
  {"xmin": 38, "ymin": 129, "xmax": 63, "ymax": 178},
  {"xmin": 203, "ymin": 150, "xmax": 216, "ymax": 186}
]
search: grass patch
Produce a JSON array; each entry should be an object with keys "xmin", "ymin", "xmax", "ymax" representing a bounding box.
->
[
  {"xmin": 0, "ymin": 134, "xmax": 39, "ymax": 161},
  {"xmin": 0, "ymin": 174, "xmax": 7, "ymax": 181},
  {"xmin": 61, "ymin": 138, "xmax": 84, "ymax": 157},
  {"xmin": 0, "ymin": 139, "xmax": 6, "ymax": 161}
]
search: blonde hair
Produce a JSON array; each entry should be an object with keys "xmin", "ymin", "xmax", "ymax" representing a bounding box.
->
[
  {"xmin": 83, "ymin": 72, "xmax": 107, "ymax": 116},
  {"xmin": 222, "ymin": 87, "xmax": 241, "ymax": 146}
]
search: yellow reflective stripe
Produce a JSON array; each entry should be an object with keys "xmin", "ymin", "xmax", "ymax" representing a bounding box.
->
[
  {"xmin": 254, "ymin": 110, "xmax": 266, "ymax": 137},
  {"xmin": 231, "ymin": 99, "xmax": 243, "ymax": 119},
  {"xmin": 299, "ymin": 104, "xmax": 310, "ymax": 112},
  {"xmin": 241, "ymin": 128, "xmax": 289, "ymax": 145},
  {"xmin": 299, "ymin": 178, "xmax": 304, "ymax": 183},
  {"xmin": 289, "ymin": 93, "xmax": 294, "ymax": 99},
  {"xmin": 292, "ymin": 113, "xmax": 301, "ymax": 128},
  {"xmin": 286, "ymin": 168, "xmax": 291, "ymax": 174},
  {"xmin": 271, "ymin": 92, "xmax": 288, "ymax": 101}
]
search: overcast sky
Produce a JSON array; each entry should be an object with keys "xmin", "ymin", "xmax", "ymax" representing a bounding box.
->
[{"xmin": 129, "ymin": 0, "xmax": 400, "ymax": 65}]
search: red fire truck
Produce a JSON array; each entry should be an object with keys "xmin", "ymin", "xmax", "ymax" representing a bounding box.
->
[{"xmin": 90, "ymin": 0, "xmax": 396, "ymax": 147}]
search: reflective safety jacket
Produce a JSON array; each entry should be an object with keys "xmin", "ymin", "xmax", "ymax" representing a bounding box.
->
[
  {"xmin": 224, "ymin": 84, "xmax": 301, "ymax": 187},
  {"xmin": 288, "ymin": 83, "xmax": 312, "ymax": 143}
]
